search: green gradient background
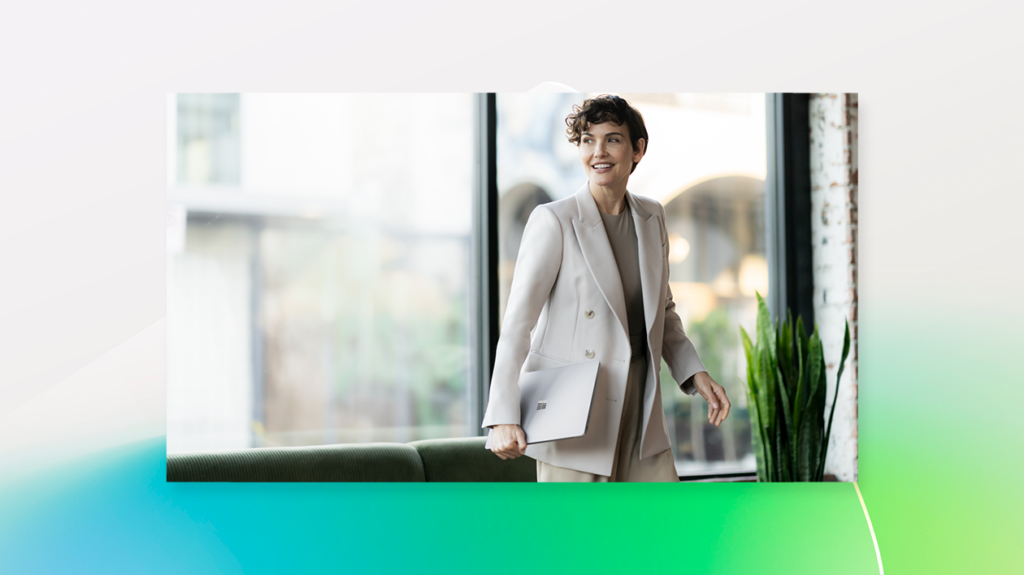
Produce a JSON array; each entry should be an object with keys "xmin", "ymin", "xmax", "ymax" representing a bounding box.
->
[{"xmin": 857, "ymin": 307, "xmax": 1024, "ymax": 573}]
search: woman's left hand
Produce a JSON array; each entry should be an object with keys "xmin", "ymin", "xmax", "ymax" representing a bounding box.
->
[{"xmin": 692, "ymin": 372, "xmax": 730, "ymax": 426}]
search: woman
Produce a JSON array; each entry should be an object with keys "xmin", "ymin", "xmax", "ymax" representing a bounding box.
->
[{"xmin": 482, "ymin": 95, "xmax": 731, "ymax": 482}]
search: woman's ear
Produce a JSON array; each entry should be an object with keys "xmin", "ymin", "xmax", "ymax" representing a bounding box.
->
[{"xmin": 634, "ymin": 138, "xmax": 646, "ymax": 162}]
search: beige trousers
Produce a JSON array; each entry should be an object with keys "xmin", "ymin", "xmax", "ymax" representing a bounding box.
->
[{"xmin": 537, "ymin": 352, "xmax": 680, "ymax": 482}]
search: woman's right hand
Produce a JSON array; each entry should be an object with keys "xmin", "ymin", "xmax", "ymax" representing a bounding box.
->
[{"xmin": 490, "ymin": 424, "xmax": 527, "ymax": 460}]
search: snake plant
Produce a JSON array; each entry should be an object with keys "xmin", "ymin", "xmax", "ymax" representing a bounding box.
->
[{"xmin": 740, "ymin": 294, "xmax": 850, "ymax": 482}]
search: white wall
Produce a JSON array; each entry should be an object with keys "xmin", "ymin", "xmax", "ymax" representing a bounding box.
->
[{"xmin": 810, "ymin": 93, "xmax": 859, "ymax": 481}]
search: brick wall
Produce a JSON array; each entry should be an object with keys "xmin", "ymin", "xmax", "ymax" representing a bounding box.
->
[{"xmin": 809, "ymin": 94, "xmax": 859, "ymax": 481}]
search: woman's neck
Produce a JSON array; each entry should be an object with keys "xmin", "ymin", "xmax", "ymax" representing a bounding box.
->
[{"xmin": 589, "ymin": 182, "xmax": 628, "ymax": 215}]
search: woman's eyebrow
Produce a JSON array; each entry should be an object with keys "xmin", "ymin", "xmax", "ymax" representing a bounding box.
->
[{"xmin": 581, "ymin": 131, "xmax": 625, "ymax": 138}]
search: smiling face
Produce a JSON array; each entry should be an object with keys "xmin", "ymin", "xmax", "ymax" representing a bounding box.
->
[{"xmin": 578, "ymin": 121, "xmax": 646, "ymax": 191}]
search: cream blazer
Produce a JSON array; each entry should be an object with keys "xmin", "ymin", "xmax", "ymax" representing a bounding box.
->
[{"xmin": 482, "ymin": 183, "xmax": 706, "ymax": 476}]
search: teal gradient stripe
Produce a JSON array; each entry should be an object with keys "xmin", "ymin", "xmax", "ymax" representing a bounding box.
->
[{"xmin": 0, "ymin": 438, "xmax": 877, "ymax": 574}]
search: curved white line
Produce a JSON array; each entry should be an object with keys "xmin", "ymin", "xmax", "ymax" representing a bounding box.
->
[
  {"xmin": 527, "ymin": 82, "xmax": 580, "ymax": 93},
  {"xmin": 854, "ymin": 482, "xmax": 885, "ymax": 575}
]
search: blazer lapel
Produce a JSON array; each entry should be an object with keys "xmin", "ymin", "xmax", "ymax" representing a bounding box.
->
[
  {"xmin": 627, "ymin": 192, "xmax": 666, "ymax": 452},
  {"xmin": 573, "ymin": 184, "xmax": 629, "ymax": 339},
  {"xmin": 627, "ymin": 192, "xmax": 664, "ymax": 340}
]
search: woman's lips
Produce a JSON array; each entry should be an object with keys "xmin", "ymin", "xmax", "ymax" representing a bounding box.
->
[{"xmin": 592, "ymin": 163, "xmax": 613, "ymax": 172}]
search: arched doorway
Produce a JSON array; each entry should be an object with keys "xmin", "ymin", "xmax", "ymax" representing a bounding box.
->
[{"xmin": 661, "ymin": 175, "xmax": 766, "ymax": 473}]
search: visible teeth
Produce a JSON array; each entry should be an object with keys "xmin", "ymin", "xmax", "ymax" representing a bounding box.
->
[{"xmin": 594, "ymin": 164, "xmax": 612, "ymax": 168}]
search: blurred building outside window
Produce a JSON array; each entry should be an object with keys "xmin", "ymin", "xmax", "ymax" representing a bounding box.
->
[{"xmin": 167, "ymin": 94, "xmax": 476, "ymax": 453}]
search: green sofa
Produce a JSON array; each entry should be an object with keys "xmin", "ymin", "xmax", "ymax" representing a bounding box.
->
[{"xmin": 166, "ymin": 436, "xmax": 537, "ymax": 482}]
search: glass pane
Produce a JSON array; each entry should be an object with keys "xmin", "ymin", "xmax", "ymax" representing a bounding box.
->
[
  {"xmin": 176, "ymin": 94, "xmax": 241, "ymax": 185},
  {"xmin": 496, "ymin": 92, "xmax": 766, "ymax": 476},
  {"xmin": 167, "ymin": 94, "xmax": 476, "ymax": 453}
]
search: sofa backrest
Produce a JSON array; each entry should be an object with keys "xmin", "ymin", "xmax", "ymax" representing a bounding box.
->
[
  {"xmin": 166, "ymin": 437, "xmax": 537, "ymax": 482},
  {"xmin": 409, "ymin": 437, "xmax": 536, "ymax": 482},
  {"xmin": 167, "ymin": 443, "xmax": 426, "ymax": 482}
]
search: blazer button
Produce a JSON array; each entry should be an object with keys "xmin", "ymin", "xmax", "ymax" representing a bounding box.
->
[
  {"xmin": 584, "ymin": 309, "xmax": 594, "ymax": 319},
  {"xmin": 585, "ymin": 349, "xmax": 595, "ymax": 359}
]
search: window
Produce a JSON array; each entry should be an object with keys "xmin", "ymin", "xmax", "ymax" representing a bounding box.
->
[
  {"xmin": 167, "ymin": 94, "xmax": 476, "ymax": 452},
  {"xmin": 168, "ymin": 92, "xmax": 788, "ymax": 480},
  {"xmin": 496, "ymin": 93, "xmax": 767, "ymax": 476}
]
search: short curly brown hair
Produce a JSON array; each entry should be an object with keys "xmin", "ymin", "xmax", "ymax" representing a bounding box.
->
[{"xmin": 565, "ymin": 95, "xmax": 649, "ymax": 174}]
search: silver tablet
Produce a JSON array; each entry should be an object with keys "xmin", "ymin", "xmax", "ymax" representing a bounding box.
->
[{"xmin": 518, "ymin": 360, "xmax": 600, "ymax": 444}]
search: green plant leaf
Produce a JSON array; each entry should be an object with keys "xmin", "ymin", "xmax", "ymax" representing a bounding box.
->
[
  {"xmin": 806, "ymin": 330, "xmax": 823, "ymax": 415},
  {"xmin": 775, "ymin": 359, "xmax": 795, "ymax": 479},
  {"xmin": 757, "ymin": 344, "xmax": 776, "ymax": 481},
  {"xmin": 740, "ymin": 327, "xmax": 756, "ymax": 396},
  {"xmin": 796, "ymin": 316, "xmax": 808, "ymax": 358},
  {"xmin": 819, "ymin": 319, "xmax": 851, "ymax": 481},
  {"xmin": 813, "ymin": 338, "xmax": 828, "ymax": 480},
  {"xmin": 790, "ymin": 323, "xmax": 806, "ymax": 437},
  {"xmin": 759, "ymin": 350, "xmax": 774, "ymax": 433},
  {"xmin": 796, "ymin": 399, "xmax": 817, "ymax": 481},
  {"xmin": 837, "ymin": 317, "xmax": 851, "ymax": 386},
  {"xmin": 747, "ymin": 386, "xmax": 767, "ymax": 482},
  {"xmin": 803, "ymin": 328, "xmax": 825, "ymax": 479},
  {"xmin": 778, "ymin": 312, "xmax": 793, "ymax": 397},
  {"xmin": 756, "ymin": 292, "xmax": 776, "ymax": 355},
  {"xmin": 775, "ymin": 418, "xmax": 791, "ymax": 482}
]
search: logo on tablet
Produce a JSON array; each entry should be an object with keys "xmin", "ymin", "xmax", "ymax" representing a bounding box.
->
[{"xmin": 537, "ymin": 401, "xmax": 547, "ymax": 410}]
